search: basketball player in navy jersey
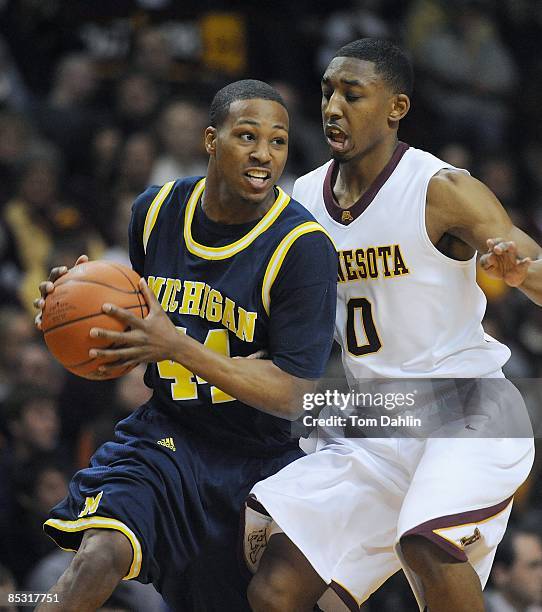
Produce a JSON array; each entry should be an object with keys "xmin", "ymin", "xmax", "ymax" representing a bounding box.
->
[
  {"xmin": 243, "ymin": 41, "xmax": 542, "ymax": 612},
  {"xmin": 33, "ymin": 80, "xmax": 337, "ymax": 611}
]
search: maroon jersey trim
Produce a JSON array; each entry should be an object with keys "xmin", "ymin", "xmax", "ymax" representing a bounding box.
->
[{"xmin": 323, "ymin": 141, "xmax": 409, "ymax": 225}]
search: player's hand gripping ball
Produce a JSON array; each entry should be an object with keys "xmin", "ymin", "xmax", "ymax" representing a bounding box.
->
[{"xmin": 41, "ymin": 261, "xmax": 149, "ymax": 379}]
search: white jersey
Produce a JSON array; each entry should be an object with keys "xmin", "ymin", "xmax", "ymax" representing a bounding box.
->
[{"xmin": 293, "ymin": 143, "xmax": 510, "ymax": 379}]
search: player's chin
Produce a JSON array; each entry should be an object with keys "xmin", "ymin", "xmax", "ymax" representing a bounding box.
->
[
  {"xmin": 330, "ymin": 147, "xmax": 355, "ymax": 162},
  {"xmin": 240, "ymin": 182, "xmax": 275, "ymax": 204}
]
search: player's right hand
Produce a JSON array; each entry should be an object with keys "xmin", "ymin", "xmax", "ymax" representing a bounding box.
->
[{"xmin": 33, "ymin": 254, "xmax": 89, "ymax": 329}]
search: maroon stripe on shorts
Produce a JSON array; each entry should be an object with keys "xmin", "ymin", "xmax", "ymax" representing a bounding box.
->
[
  {"xmin": 330, "ymin": 580, "xmax": 361, "ymax": 612},
  {"xmin": 245, "ymin": 494, "xmax": 271, "ymax": 517},
  {"xmin": 400, "ymin": 496, "xmax": 513, "ymax": 562}
]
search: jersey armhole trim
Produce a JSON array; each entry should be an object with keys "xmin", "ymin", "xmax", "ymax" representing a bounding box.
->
[
  {"xmin": 44, "ymin": 516, "xmax": 143, "ymax": 580},
  {"xmin": 261, "ymin": 222, "xmax": 335, "ymax": 315},
  {"xmin": 419, "ymin": 168, "xmax": 475, "ymax": 268},
  {"xmin": 142, "ymin": 181, "xmax": 176, "ymax": 254}
]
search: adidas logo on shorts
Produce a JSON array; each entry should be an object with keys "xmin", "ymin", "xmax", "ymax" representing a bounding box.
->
[{"xmin": 157, "ymin": 437, "xmax": 176, "ymax": 451}]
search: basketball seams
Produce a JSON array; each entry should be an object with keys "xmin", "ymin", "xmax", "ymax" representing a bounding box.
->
[
  {"xmin": 43, "ymin": 304, "xmax": 144, "ymax": 334},
  {"xmin": 108, "ymin": 262, "xmax": 148, "ymax": 320},
  {"xmin": 53, "ymin": 278, "xmax": 138, "ymax": 294}
]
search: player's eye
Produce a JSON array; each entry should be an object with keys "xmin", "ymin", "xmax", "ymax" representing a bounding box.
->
[
  {"xmin": 240, "ymin": 133, "xmax": 255, "ymax": 141},
  {"xmin": 272, "ymin": 137, "xmax": 287, "ymax": 146},
  {"xmin": 345, "ymin": 94, "xmax": 361, "ymax": 102}
]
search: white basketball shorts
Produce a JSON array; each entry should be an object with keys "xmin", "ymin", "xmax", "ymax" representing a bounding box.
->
[{"xmin": 244, "ymin": 434, "xmax": 534, "ymax": 611}]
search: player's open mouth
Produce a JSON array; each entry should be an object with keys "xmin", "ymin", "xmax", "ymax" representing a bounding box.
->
[
  {"xmin": 244, "ymin": 170, "xmax": 271, "ymax": 190},
  {"xmin": 325, "ymin": 125, "xmax": 348, "ymax": 152}
]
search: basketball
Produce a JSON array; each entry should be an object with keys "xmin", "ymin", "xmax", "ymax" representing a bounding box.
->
[{"xmin": 41, "ymin": 260, "xmax": 149, "ymax": 380}]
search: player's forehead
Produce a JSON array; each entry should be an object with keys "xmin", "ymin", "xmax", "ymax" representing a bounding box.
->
[
  {"xmin": 322, "ymin": 57, "xmax": 380, "ymax": 88},
  {"xmin": 225, "ymin": 98, "xmax": 289, "ymax": 131}
]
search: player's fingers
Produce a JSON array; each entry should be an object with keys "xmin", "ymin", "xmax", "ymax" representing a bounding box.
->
[
  {"xmin": 232, "ymin": 350, "xmax": 268, "ymax": 360},
  {"xmin": 33, "ymin": 296, "xmax": 45, "ymax": 310},
  {"xmin": 48, "ymin": 265, "xmax": 68, "ymax": 283},
  {"xmin": 245, "ymin": 349, "xmax": 269, "ymax": 360},
  {"xmin": 493, "ymin": 241, "xmax": 516, "ymax": 255},
  {"xmin": 39, "ymin": 280, "xmax": 55, "ymax": 298},
  {"xmin": 479, "ymin": 253, "xmax": 496, "ymax": 269},
  {"xmin": 89, "ymin": 346, "xmax": 134, "ymax": 361},
  {"xmin": 102, "ymin": 303, "xmax": 142, "ymax": 327},
  {"xmin": 89, "ymin": 327, "xmax": 124, "ymax": 342},
  {"xmin": 486, "ymin": 237, "xmax": 503, "ymax": 251},
  {"xmin": 90, "ymin": 347, "xmax": 142, "ymax": 366},
  {"xmin": 74, "ymin": 254, "xmax": 89, "ymax": 266},
  {"xmin": 139, "ymin": 278, "xmax": 159, "ymax": 313},
  {"xmin": 34, "ymin": 312, "xmax": 42, "ymax": 330},
  {"xmin": 96, "ymin": 360, "xmax": 139, "ymax": 375}
]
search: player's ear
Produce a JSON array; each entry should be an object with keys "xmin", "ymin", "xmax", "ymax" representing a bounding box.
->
[
  {"xmin": 205, "ymin": 127, "xmax": 217, "ymax": 155},
  {"xmin": 388, "ymin": 94, "xmax": 410, "ymax": 125}
]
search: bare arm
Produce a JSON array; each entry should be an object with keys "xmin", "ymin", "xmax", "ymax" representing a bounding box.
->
[
  {"xmin": 426, "ymin": 170, "xmax": 542, "ymax": 305},
  {"xmin": 89, "ymin": 279, "xmax": 315, "ymax": 420}
]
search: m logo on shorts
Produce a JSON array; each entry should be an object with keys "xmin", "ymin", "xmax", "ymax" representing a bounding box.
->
[
  {"xmin": 247, "ymin": 528, "xmax": 267, "ymax": 565},
  {"xmin": 460, "ymin": 527, "xmax": 481, "ymax": 547},
  {"xmin": 78, "ymin": 491, "xmax": 104, "ymax": 518}
]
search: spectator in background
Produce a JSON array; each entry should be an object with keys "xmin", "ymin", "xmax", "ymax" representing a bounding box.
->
[
  {"xmin": 485, "ymin": 528, "xmax": 542, "ymax": 612},
  {"xmin": 437, "ymin": 142, "xmax": 473, "ymax": 172},
  {"xmin": 68, "ymin": 125, "xmax": 124, "ymax": 242},
  {"xmin": 133, "ymin": 26, "xmax": 176, "ymax": 85},
  {"xmin": 0, "ymin": 306, "xmax": 35, "ymax": 393},
  {"xmin": 6, "ymin": 460, "xmax": 69, "ymax": 584},
  {"xmin": 315, "ymin": 0, "xmax": 395, "ymax": 76},
  {"xmin": 116, "ymin": 131, "xmax": 157, "ymax": 194},
  {"xmin": 0, "ymin": 386, "xmax": 68, "ymax": 582},
  {"xmin": 0, "ymin": 35, "xmax": 30, "ymax": 112},
  {"xmin": 15, "ymin": 342, "xmax": 63, "ymax": 394},
  {"xmin": 271, "ymin": 82, "xmax": 329, "ymax": 191},
  {"xmin": 2, "ymin": 150, "xmax": 104, "ymax": 313},
  {"xmin": 0, "ymin": 564, "xmax": 17, "ymax": 612},
  {"xmin": 30, "ymin": 54, "xmax": 101, "ymax": 176},
  {"xmin": 0, "ymin": 111, "xmax": 35, "ymax": 207},
  {"xmin": 150, "ymin": 100, "xmax": 208, "ymax": 185},
  {"xmin": 2, "ymin": 386, "xmax": 62, "ymax": 466},
  {"xmin": 114, "ymin": 72, "xmax": 161, "ymax": 136},
  {"xmin": 410, "ymin": 0, "xmax": 517, "ymax": 150},
  {"xmin": 477, "ymin": 155, "xmax": 520, "ymax": 214},
  {"xmin": 102, "ymin": 189, "xmax": 139, "ymax": 266}
]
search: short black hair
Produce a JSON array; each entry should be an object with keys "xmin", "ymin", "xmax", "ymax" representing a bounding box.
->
[
  {"xmin": 333, "ymin": 38, "xmax": 414, "ymax": 97},
  {"xmin": 209, "ymin": 79, "xmax": 287, "ymax": 128}
]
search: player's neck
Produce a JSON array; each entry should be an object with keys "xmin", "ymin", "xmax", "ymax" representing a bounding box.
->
[
  {"xmin": 203, "ymin": 175, "xmax": 276, "ymax": 224},
  {"xmin": 334, "ymin": 138, "xmax": 399, "ymax": 208}
]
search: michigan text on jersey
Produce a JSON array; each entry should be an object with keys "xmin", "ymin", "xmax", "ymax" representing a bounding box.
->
[{"xmin": 148, "ymin": 276, "xmax": 257, "ymax": 342}]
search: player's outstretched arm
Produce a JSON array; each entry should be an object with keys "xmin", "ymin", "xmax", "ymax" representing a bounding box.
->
[
  {"xmin": 427, "ymin": 171, "xmax": 542, "ymax": 306},
  {"xmin": 33, "ymin": 255, "xmax": 89, "ymax": 329},
  {"xmin": 87, "ymin": 279, "xmax": 315, "ymax": 420}
]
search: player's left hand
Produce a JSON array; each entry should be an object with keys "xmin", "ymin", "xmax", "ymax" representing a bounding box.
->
[
  {"xmin": 479, "ymin": 238, "xmax": 532, "ymax": 287},
  {"xmin": 88, "ymin": 278, "xmax": 179, "ymax": 372}
]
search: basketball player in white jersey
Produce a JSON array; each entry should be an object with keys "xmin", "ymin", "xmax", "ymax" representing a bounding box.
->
[{"xmin": 243, "ymin": 39, "xmax": 541, "ymax": 612}]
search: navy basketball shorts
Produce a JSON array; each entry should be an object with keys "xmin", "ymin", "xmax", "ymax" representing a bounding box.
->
[{"xmin": 44, "ymin": 402, "xmax": 302, "ymax": 611}]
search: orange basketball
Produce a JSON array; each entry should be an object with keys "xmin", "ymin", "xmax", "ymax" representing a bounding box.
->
[{"xmin": 41, "ymin": 260, "xmax": 149, "ymax": 380}]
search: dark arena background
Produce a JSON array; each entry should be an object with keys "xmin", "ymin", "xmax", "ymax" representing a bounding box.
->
[{"xmin": 1, "ymin": 1, "xmax": 542, "ymax": 610}]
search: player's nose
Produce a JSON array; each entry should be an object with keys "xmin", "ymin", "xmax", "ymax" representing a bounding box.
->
[
  {"xmin": 323, "ymin": 91, "xmax": 343, "ymax": 121},
  {"xmin": 249, "ymin": 141, "xmax": 272, "ymax": 164}
]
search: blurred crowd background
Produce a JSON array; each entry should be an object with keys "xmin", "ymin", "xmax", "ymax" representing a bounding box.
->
[{"xmin": 1, "ymin": 0, "xmax": 542, "ymax": 610}]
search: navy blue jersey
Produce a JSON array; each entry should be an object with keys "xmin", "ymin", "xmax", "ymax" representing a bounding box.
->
[{"xmin": 129, "ymin": 177, "xmax": 337, "ymax": 453}]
